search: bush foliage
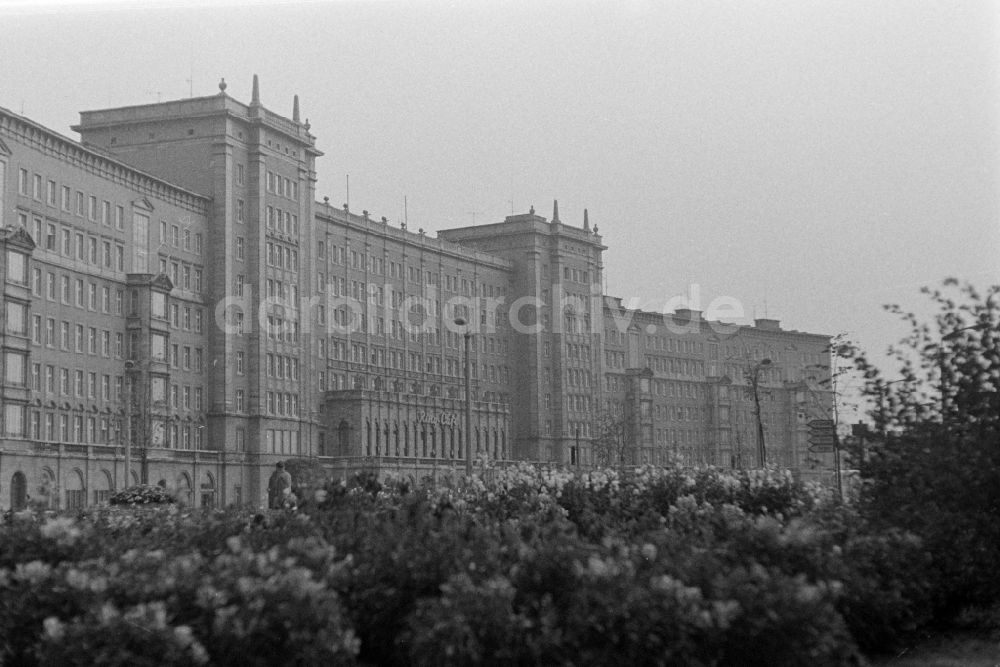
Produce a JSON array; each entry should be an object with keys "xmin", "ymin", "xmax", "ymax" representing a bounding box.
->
[{"xmin": 1, "ymin": 463, "xmax": 948, "ymax": 666}]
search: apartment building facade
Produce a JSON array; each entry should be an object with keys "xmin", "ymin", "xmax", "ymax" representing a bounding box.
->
[{"xmin": 0, "ymin": 78, "xmax": 833, "ymax": 510}]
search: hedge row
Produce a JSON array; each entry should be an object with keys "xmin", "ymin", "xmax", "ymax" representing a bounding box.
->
[{"xmin": 0, "ymin": 465, "xmax": 942, "ymax": 665}]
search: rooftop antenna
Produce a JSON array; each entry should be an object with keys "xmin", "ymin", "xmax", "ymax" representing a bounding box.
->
[
  {"xmin": 404, "ymin": 195, "xmax": 409, "ymax": 228},
  {"xmin": 346, "ymin": 174, "xmax": 350, "ymax": 211},
  {"xmin": 186, "ymin": 61, "xmax": 194, "ymax": 97},
  {"xmin": 467, "ymin": 210, "xmax": 482, "ymax": 225}
]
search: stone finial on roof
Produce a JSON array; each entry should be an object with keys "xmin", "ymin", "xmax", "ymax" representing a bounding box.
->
[{"xmin": 218, "ymin": 78, "xmax": 227, "ymax": 94}]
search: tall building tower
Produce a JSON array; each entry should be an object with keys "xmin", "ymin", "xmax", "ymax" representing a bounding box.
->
[
  {"xmin": 73, "ymin": 76, "xmax": 322, "ymax": 503},
  {"xmin": 440, "ymin": 201, "xmax": 606, "ymax": 461}
]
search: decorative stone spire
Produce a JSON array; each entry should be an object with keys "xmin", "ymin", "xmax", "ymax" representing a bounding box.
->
[
  {"xmin": 293, "ymin": 95, "xmax": 300, "ymax": 122},
  {"xmin": 218, "ymin": 78, "xmax": 227, "ymax": 95},
  {"xmin": 552, "ymin": 199, "xmax": 560, "ymax": 222},
  {"xmin": 583, "ymin": 208, "xmax": 590, "ymax": 231},
  {"xmin": 251, "ymin": 74, "xmax": 260, "ymax": 106}
]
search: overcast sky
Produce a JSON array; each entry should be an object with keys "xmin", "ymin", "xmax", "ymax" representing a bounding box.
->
[{"xmin": 2, "ymin": 0, "xmax": 998, "ymax": 382}]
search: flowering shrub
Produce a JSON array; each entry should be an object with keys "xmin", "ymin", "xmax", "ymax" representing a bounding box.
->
[
  {"xmin": 0, "ymin": 462, "xmax": 970, "ymax": 664},
  {"xmin": 109, "ymin": 484, "xmax": 176, "ymax": 506}
]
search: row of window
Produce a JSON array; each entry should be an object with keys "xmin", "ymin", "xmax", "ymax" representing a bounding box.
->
[
  {"xmin": 17, "ymin": 169, "xmax": 125, "ymax": 229},
  {"xmin": 317, "ymin": 243, "xmax": 507, "ymax": 297},
  {"xmin": 22, "ymin": 214, "xmax": 126, "ymax": 271},
  {"xmin": 264, "ymin": 428, "xmax": 300, "ymax": 454},
  {"xmin": 156, "ymin": 255, "xmax": 203, "ymax": 293},
  {"xmin": 315, "ymin": 372, "xmax": 511, "ymax": 405},
  {"xmin": 31, "ymin": 317, "xmax": 121, "ymax": 357},
  {"xmin": 358, "ymin": 418, "xmax": 507, "ymax": 460},
  {"xmin": 157, "ymin": 220, "xmax": 203, "ymax": 255},
  {"xmin": 266, "ymin": 241, "xmax": 299, "ymax": 271},
  {"xmin": 265, "ymin": 171, "xmax": 299, "ymax": 200},
  {"xmin": 645, "ymin": 355, "xmax": 707, "ymax": 377},
  {"xmin": 11, "ymin": 409, "xmax": 204, "ymax": 449},
  {"xmin": 265, "ymin": 205, "xmax": 299, "ymax": 236},
  {"xmin": 265, "ymin": 392, "xmax": 299, "ymax": 417},
  {"xmin": 265, "ymin": 354, "xmax": 299, "ymax": 380},
  {"xmin": 31, "ymin": 269, "xmax": 125, "ymax": 313}
]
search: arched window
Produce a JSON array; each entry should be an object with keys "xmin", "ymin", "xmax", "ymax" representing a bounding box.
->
[
  {"xmin": 65, "ymin": 469, "xmax": 86, "ymax": 510},
  {"xmin": 10, "ymin": 471, "xmax": 27, "ymax": 511},
  {"xmin": 200, "ymin": 472, "xmax": 216, "ymax": 508},
  {"xmin": 338, "ymin": 420, "xmax": 350, "ymax": 455}
]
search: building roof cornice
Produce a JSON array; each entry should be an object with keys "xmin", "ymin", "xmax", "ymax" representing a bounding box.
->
[{"xmin": 0, "ymin": 105, "xmax": 211, "ymax": 214}]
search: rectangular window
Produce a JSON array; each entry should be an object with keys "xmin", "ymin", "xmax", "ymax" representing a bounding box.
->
[
  {"xmin": 3, "ymin": 404, "xmax": 24, "ymax": 437},
  {"xmin": 5, "ymin": 251, "xmax": 26, "ymax": 285},
  {"xmin": 4, "ymin": 351, "xmax": 26, "ymax": 386},
  {"xmin": 151, "ymin": 333, "xmax": 167, "ymax": 360},
  {"xmin": 132, "ymin": 213, "xmax": 149, "ymax": 272},
  {"xmin": 88, "ymin": 195, "xmax": 97, "ymax": 220}
]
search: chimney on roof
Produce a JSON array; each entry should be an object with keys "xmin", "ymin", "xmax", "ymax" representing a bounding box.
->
[
  {"xmin": 251, "ymin": 74, "xmax": 260, "ymax": 106},
  {"xmin": 552, "ymin": 199, "xmax": 560, "ymax": 222},
  {"xmin": 754, "ymin": 318, "xmax": 782, "ymax": 331},
  {"xmin": 583, "ymin": 208, "xmax": 590, "ymax": 231},
  {"xmin": 292, "ymin": 94, "xmax": 300, "ymax": 122}
]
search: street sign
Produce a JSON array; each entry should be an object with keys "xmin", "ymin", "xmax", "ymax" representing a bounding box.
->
[
  {"xmin": 808, "ymin": 419, "xmax": 835, "ymax": 430},
  {"xmin": 809, "ymin": 444, "xmax": 835, "ymax": 454},
  {"xmin": 808, "ymin": 433, "xmax": 836, "ymax": 447}
]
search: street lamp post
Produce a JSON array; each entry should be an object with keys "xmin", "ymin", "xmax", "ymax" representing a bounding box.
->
[
  {"xmin": 748, "ymin": 358, "xmax": 772, "ymax": 468},
  {"xmin": 455, "ymin": 318, "xmax": 473, "ymax": 478},
  {"xmin": 123, "ymin": 360, "xmax": 135, "ymax": 489}
]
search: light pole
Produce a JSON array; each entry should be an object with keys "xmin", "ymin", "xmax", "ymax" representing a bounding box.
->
[
  {"xmin": 455, "ymin": 317, "xmax": 473, "ymax": 478},
  {"xmin": 748, "ymin": 358, "xmax": 772, "ymax": 468},
  {"xmin": 123, "ymin": 360, "xmax": 135, "ymax": 489}
]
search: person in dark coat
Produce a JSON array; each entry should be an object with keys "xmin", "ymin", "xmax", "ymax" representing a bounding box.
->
[{"xmin": 267, "ymin": 461, "xmax": 292, "ymax": 509}]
